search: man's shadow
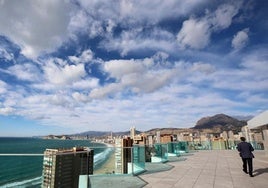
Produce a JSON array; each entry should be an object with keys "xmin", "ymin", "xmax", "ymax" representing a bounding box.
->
[{"xmin": 254, "ymin": 167, "xmax": 268, "ymax": 176}]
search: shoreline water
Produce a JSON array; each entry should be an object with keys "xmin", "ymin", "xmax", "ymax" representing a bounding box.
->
[
  {"xmin": 0, "ymin": 138, "xmax": 113, "ymax": 187},
  {"xmin": 94, "ymin": 143, "xmax": 115, "ymax": 174}
]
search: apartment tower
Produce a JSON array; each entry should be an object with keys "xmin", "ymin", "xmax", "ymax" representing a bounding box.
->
[{"xmin": 42, "ymin": 147, "xmax": 94, "ymax": 188}]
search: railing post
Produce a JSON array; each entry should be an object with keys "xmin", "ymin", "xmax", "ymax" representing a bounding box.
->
[{"xmin": 131, "ymin": 146, "xmax": 134, "ymax": 175}]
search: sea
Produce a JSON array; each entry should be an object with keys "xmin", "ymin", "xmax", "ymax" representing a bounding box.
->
[{"xmin": 0, "ymin": 137, "xmax": 113, "ymax": 188}]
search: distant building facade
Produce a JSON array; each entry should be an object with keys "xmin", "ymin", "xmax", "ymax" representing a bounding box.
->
[
  {"xmin": 42, "ymin": 147, "xmax": 94, "ymax": 188},
  {"xmin": 133, "ymin": 134, "xmax": 146, "ymax": 145},
  {"xmin": 160, "ymin": 134, "xmax": 173, "ymax": 143}
]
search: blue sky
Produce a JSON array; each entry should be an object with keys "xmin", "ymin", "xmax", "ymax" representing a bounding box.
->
[{"xmin": 0, "ymin": 0, "xmax": 267, "ymax": 137}]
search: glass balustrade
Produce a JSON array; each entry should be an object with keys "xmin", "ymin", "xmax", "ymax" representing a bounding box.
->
[
  {"xmin": 187, "ymin": 140, "xmax": 264, "ymax": 151},
  {"xmin": 0, "ymin": 141, "xmax": 263, "ymax": 187},
  {"xmin": 167, "ymin": 141, "xmax": 189, "ymax": 156}
]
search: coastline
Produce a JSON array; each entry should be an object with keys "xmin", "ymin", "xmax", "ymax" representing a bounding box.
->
[{"xmin": 94, "ymin": 142, "xmax": 115, "ymax": 174}]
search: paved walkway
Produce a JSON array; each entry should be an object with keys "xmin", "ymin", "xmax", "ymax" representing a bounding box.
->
[{"xmin": 139, "ymin": 150, "xmax": 268, "ymax": 188}]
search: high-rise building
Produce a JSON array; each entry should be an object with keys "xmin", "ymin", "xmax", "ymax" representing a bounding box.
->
[
  {"xmin": 114, "ymin": 138, "xmax": 123, "ymax": 174},
  {"xmin": 130, "ymin": 126, "xmax": 136, "ymax": 139},
  {"xmin": 42, "ymin": 147, "xmax": 94, "ymax": 188},
  {"xmin": 156, "ymin": 131, "xmax": 161, "ymax": 143},
  {"xmin": 114, "ymin": 137, "xmax": 133, "ymax": 174}
]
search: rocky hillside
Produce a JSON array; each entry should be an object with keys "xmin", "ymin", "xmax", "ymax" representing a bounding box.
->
[
  {"xmin": 66, "ymin": 114, "xmax": 247, "ymax": 137},
  {"xmin": 193, "ymin": 114, "xmax": 247, "ymax": 133}
]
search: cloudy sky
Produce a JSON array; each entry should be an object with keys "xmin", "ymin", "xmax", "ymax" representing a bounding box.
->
[{"xmin": 0, "ymin": 0, "xmax": 267, "ymax": 137}]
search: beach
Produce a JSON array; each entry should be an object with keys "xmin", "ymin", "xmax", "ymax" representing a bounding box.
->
[
  {"xmin": 94, "ymin": 143, "xmax": 116, "ymax": 174},
  {"xmin": 94, "ymin": 150, "xmax": 115, "ymax": 174}
]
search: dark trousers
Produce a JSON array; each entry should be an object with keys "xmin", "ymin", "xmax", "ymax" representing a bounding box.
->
[{"xmin": 242, "ymin": 158, "xmax": 253, "ymax": 175}]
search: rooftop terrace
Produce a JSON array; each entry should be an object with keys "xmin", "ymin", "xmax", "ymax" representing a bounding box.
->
[
  {"xmin": 1, "ymin": 143, "xmax": 267, "ymax": 187},
  {"xmin": 139, "ymin": 150, "xmax": 268, "ymax": 188}
]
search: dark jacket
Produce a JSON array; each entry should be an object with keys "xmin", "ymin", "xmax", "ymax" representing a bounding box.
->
[{"xmin": 237, "ymin": 141, "xmax": 254, "ymax": 158}]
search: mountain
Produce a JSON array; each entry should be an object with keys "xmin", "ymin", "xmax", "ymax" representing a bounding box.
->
[
  {"xmin": 193, "ymin": 113, "xmax": 246, "ymax": 133},
  {"xmin": 67, "ymin": 114, "xmax": 247, "ymax": 137}
]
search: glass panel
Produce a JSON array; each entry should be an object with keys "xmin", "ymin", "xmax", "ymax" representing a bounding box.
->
[
  {"xmin": 187, "ymin": 141, "xmax": 212, "ymax": 150},
  {"xmin": 151, "ymin": 144, "xmax": 168, "ymax": 162},
  {"xmin": 175, "ymin": 141, "xmax": 189, "ymax": 153},
  {"xmin": 226, "ymin": 140, "xmax": 236, "ymax": 150},
  {"xmin": 167, "ymin": 142, "xmax": 178, "ymax": 156},
  {"xmin": 132, "ymin": 145, "xmax": 146, "ymax": 175},
  {"xmin": 250, "ymin": 141, "xmax": 264, "ymax": 150},
  {"xmin": 167, "ymin": 142, "xmax": 189, "ymax": 156}
]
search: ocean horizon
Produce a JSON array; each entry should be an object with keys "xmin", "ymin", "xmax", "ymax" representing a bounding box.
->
[{"xmin": 0, "ymin": 137, "xmax": 113, "ymax": 187}]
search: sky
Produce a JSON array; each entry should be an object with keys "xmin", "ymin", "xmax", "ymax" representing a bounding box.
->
[{"xmin": 0, "ymin": 0, "xmax": 267, "ymax": 137}]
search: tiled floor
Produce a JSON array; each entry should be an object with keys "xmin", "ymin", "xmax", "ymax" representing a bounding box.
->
[{"xmin": 139, "ymin": 150, "xmax": 268, "ymax": 188}]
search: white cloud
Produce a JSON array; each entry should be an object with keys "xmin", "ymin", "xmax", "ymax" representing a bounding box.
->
[
  {"xmin": 72, "ymin": 79, "xmax": 99, "ymax": 90},
  {"xmin": 89, "ymin": 83, "xmax": 123, "ymax": 99},
  {"xmin": 0, "ymin": 47, "xmax": 14, "ymax": 61},
  {"xmin": 78, "ymin": 0, "xmax": 207, "ymax": 26},
  {"xmin": 43, "ymin": 58, "xmax": 86, "ymax": 85},
  {"xmin": 68, "ymin": 10, "xmax": 88, "ymax": 36},
  {"xmin": 186, "ymin": 62, "xmax": 216, "ymax": 84},
  {"xmin": 0, "ymin": 107, "xmax": 14, "ymax": 115},
  {"xmin": 0, "ymin": 0, "xmax": 214, "ymax": 58},
  {"xmin": 190, "ymin": 62, "xmax": 215, "ymax": 74},
  {"xmin": 47, "ymin": 94, "xmax": 70, "ymax": 107},
  {"xmin": 106, "ymin": 19, "xmax": 116, "ymax": 34},
  {"xmin": 204, "ymin": 50, "xmax": 268, "ymax": 92},
  {"xmin": 0, "ymin": 80, "xmax": 8, "ymax": 94},
  {"xmin": 211, "ymin": 4, "xmax": 239, "ymax": 30},
  {"xmin": 69, "ymin": 49, "xmax": 94, "ymax": 64},
  {"xmin": 118, "ymin": 0, "xmax": 206, "ymax": 25},
  {"xmin": 92, "ymin": 57, "xmax": 187, "ymax": 98},
  {"xmin": 177, "ymin": 3, "xmax": 241, "ymax": 50},
  {"xmin": 104, "ymin": 59, "xmax": 147, "ymax": 79},
  {"xmin": 31, "ymin": 83, "xmax": 59, "ymax": 92},
  {"xmin": 0, "ymin": 0, "xmax": 72, "ymax": 58},
  {"xmin": 71, "ymin": 0, "xmax": 208, "ymax": 55},
  {"xmin": 103, "ymin": 28, "xmax": 176, "ymax": 56},
  {"xmin": 122, "ymin": 69, "xmax": 177, "ymax": 93},
  {"xmin": 7, "ymin": 63, "xmax": 41, "ymax": 81},
  {"xmin": 72, "ymin": 92, "xmax": 90, "ymax": 103},
  {"xmin": 1, "ymin": 55, "xmax": 265, "ymax": 132},
  {"xmin": 246, "ymin": 94, "xmax": 268, "ymax": 105},
  {"xmin": 0, "ymin": 1, "xmax": 266, "ymax": 134},
  {"xmin": 177, "ymin": 18, "xmax": 211, "ymax": 49},
  {"xmin": 104, "ymin": 58, "xmax": 173, "ymax": 92},
  {"xmin": 232, "ymin": 28, "xmax": 249, "ymax": 50}
]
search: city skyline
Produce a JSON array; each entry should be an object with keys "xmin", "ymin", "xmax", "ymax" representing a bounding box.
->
[{"xmin": 0, "ymin": 0, "xmax": 267, "ymax": 137}]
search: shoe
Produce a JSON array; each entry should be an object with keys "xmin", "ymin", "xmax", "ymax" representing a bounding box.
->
[
  {"xmin": 243, "ymin": 169, "xmax": 248, "ymax": 174},
  {"xmin": 249, "ymin": 174, "xmax": 254, "ymax": 177}
]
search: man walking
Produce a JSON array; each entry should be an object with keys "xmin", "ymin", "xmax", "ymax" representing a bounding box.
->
[{"xmin": 237, "ymin": 137, "xmax": 255, "ymax": 177}]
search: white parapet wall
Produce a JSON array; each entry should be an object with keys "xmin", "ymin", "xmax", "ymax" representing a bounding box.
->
[
  {"xmin": 247, "ymin": 110, "xmax": 268, "ymax": 155},
  {"xmin": 247, "ymin": 110, "xmax": 268, "ymax": 129}
]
